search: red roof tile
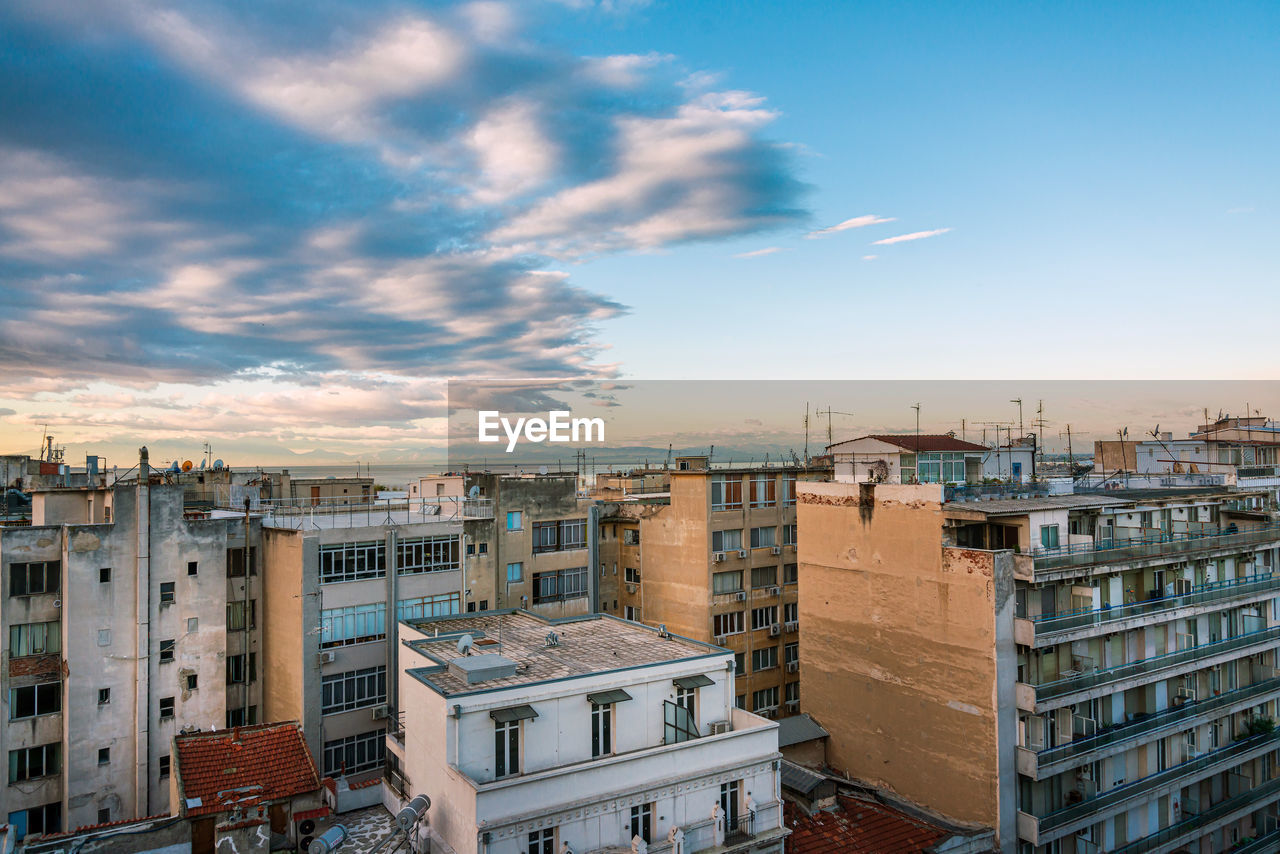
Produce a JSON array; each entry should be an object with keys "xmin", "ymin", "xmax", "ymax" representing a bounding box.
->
[
  {"xmin": 175, "ymin": 722, "xmax": 320, "ymax": 817},
  {"xmin": 866, "ymin": 434, "xmax": 988, "ymax": 453},
  {"xmin": 293, "ymin": 806, "xmax": 331, "ymax": 821},
  {"xmin": 785, "ymin": 795, "xmax": 949, "ymax": 854}
]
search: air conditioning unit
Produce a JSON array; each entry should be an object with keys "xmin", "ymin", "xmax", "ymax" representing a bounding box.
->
[
  {"xmin": 708, "ymin": 720, "xmax": 731, "ymax": 735},
  {"xmin": 317, "ymin": 650, "xmax": 337, "ymax": 665},
  {"xmin": 626, "ymin": 583, "xmax": 637, "ymax": 594},
  {"xmin": 769, "ymin": 586, "xmax": 781, "ymax": 597},
  {"xmin": 371, "ymin": 704, "xmax": 390, "ymax": 720},
  {"xmin": 758, "ymin": 707, "xmax": 777, "ymax": 719},
  {"xmin": 714, "ymin": 635, "xmax": 728, "ymax": 646},
  {"xmin": 713, "ymin": 552, "xmax": 726, "ymax": 563},
  {"xmin": 785, "ymin": 621, "xmax": 798, "ymax": 633},
  {"xmin": 769, "ymin": 624, "xmax": 781, "ymax": 637},
  {"xmin": 735, "ymin": 592, "xmax": 747, "ymax": 602},
  {"xmin": 786, "ymin": 661, "xmax": 798, "ymax": 673},
  {"xmin": 786, "ymin": 699, "xmax": 799, "ymax": 710},
  {"xmin": 737, "ymin": 550, "xmax": 748, "ymax": 559},
  {"xmin": 770, "ymin": 546, "xmax": 781, "ymax": 555}
]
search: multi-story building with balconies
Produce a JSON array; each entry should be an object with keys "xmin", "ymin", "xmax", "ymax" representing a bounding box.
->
[
  {"xmin": 386, "ymin": 610, "xmax": 789, "ymax": 854},
  {"xmin": 797, "ymin": 478, "xmax": 1280, "ymax": 854}
]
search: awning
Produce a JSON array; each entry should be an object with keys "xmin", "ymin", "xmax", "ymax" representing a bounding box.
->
[
  {"xmin": 489, "ymin": 704, "xmax": 538, "ymax": 723},
  {"xmin": 673, "ymin": 674, "xmax": 714, "ymax": 690},
  {"xmin": 586, "ymin": 688, "xmax": 632, "ymax": 705}
]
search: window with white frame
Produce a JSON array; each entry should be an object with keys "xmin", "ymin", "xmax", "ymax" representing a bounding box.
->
[
  {"xmin": 713, "ymin": 611, "xmax": 744, "ymax": 636},
  {"xmin": 320, "ymin": 603, "xmax": 386, "ymax": 647},
  {"xmin": 710, "ymin": 474, "xmax": 743, "ymax": 510},
  {"xmin": 751, "ymin": 605, "xmax": 778, "ymax": 631},
  {"xmin": 782, "ymin": 474, "xmax": 797, "ymax": 506},
  {"xmin": 506, "ymin": 562, "xmax": 524, "ymax": 583},
  {"xmin": 397, "ymin": 535, "xmax": 459, "ymax": 574},
  {"xmin": 322, "ymin": 666, "xmax": 387, "ymax": 714},
  {"xmin": 532, "ymin": 567, "xmax": 588, "ymax": 603},
  {"xmin": 712, "ymin": 570, "xmax": 743, "ymax": 594},
  {"xmin": 527, "ymin": 828, "xmax": 554, "ymax": 854},
  {"xmin": 507, "ymin": 511, "xmax": 523, "ymax": 531},
  {"xmin": 397, "ymin": 593, "xmax": 459, "ymax": 621},
  {"xmin": 625, "ymin": 566, "xmax": 641, "ymax": 584},
  {"xmin": 495, "ymin": 719, "xmax": 520, "ymax": 778},
  {"xmin": 784, "ymin": 602, "xmax": 798, "ymax": 623},
  {"xmin": 750, "ymin": 474, "xmax": 776, "ymax": 507},
  {"xmin": 323, "ymin": 729, "xmax": 385, "ymax": 776},
  {"xmin": 751, "ymin": 646, "xmax": 778, "ymax": 671},
  {"xmin": 751, "ymin": 566, "xmax": 777, "ymax": 589},
  {"xmin": 319, "ymin": 541, "xmax": 386, "ymax": 583},
  {"xmin": 750, "ymin": 526, "xmax": 776, "ymax": 549},
  {"xmin": 711, "ymin": 529, "xmax": 743, "ymax": 552},
  {"xmin": 1040, "ymin": 525, "xmax": 1060, "ymax": 550},
  {"xmin": 622, "ymin": 528, "xmax": 640, "ymax": 545},
  {"xmin": 782, "ymin": 524, "xmax": 797, "ymax": 546},
  {"xmin": 752, "ymin": 686, "xmax": 779, "ymax": 711}
]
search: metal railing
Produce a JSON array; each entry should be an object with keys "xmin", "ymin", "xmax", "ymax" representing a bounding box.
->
[
  {"xmin": 724, "ymin": 810, "xmax": 755, "ymax": 843},
  {"xmin": 1110, "ymin": 775, "xmax": 1280, "ymax": 854},
  {"xmin": 945, "ymin": 482, "xmax": 1053, "ymax": 502},
  {"xmin": 223, "ymin": 495, "xmax": 494, "ymax": 529},
  {"xmin": 1232, "ymin": 827, "xmax": 1280, "ymax": 854},
  {"xmin": 1033, "ymin": 523, "xmax": 1280, "ymax": 571},
  {"xmin": 1030, "ymin": 574, "xmax": 1280, "ymax": 637},
  {"xmin": 1036, "ymin": 677, "xmax": 1280, "ymax": 768},
  {"xmin": 1032, "ymin": 626, "xmax": 1280, "ymax": 702},
  {"xmin": 1037, "ymin": 731, "xmax": 1280, "ymax": 834}
]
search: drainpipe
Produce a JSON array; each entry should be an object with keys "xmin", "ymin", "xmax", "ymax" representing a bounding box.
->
[
  {"xmin": 135, "ymin": 447, "xmax": 152, "ymax": 816},
  {"xmin": 388, "ymin": 528, "xmax": 398, "ymax": 715}
]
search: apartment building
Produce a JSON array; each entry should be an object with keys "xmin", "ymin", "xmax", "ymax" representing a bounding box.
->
[
  {"xmin": 387, "ymin": 610, "xmax": 789, "ymax": 853},
  {"xmin": 596, "ymin": 460, "xmax": 829, "ymax": 718},
  {"xmin": 0, "ymin": 448, "xmax": 263, "ymax": 839},
  {"xmin": 255, "ymin": 492, "xmax": 486, "ymax": 786},
  {"xmin": 413, "ymin": 472, "xmax": 598, "ymax": 618},
  {"xmin": 797, "ymin": 478, "xmax": 1280, "ymax": 853}
]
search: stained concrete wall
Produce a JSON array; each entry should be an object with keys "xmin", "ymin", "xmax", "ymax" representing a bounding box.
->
[{"xmin": 795, "ymin": 481, "xmax": 1008, "ymax": 844}]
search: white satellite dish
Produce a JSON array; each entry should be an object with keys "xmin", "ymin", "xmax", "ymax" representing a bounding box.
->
[
  {"xmin": 467, "ymin": 485, "xmax": 481, "ymax": 499},
  {"xmin": 456, "ymin": 634, "xmax": 474, "ymax": 656},
  {"xmin": 539, "ymin": 465, "xmax": 548, "ymax": 475}
]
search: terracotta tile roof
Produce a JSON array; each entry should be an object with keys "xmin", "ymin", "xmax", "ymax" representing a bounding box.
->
[
  {"xmin": 293, "ymin": 806, "xmax": 331, "ymax": 821},
  {"xmin": 175, "ymin": 722, "xmax": 320, "ymax": 817},
  {"xmin": 785, "ymin": 795, "xmax": 948, "ymax": 854},
  {"xmin": 865, "ymin": 434, "xmax": 988, "ymax": 453},
  {"xmin": 34, "ymin": 814, "xmax": 172, "ymax": 841}
]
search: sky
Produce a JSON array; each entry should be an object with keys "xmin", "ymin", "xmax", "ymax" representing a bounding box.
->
[{"xmin": 0, "ymin": 1, "xmax": 1277, "ymax": 465}]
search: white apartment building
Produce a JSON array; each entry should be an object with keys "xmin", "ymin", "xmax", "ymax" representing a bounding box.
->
[{"xmin": 388, "ymin": 611, "xmax": 788, "ymax": 854}]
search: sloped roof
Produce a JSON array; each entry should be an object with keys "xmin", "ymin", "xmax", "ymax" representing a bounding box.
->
[
  {"xmin": 785, "ymin": 794, "xmax": 949, "ymax": 853},
  {"xmin": 829, "ymin": 435, "xmax": 987, "ymax": 453},
  {"xmin": 175, "ymin": 722, "xmax": 320, "ymax": 817},
  {"xmin": 777, "ymin": 713, "xmax": 829, "ymax": 748}
]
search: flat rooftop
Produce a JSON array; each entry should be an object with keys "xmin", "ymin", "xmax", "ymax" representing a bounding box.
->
[
  {"xmin": 948, "ymin": 486, "xmax": 1252, "ymax": 516},
  {"xmin": 402, "ymin": 611, "xmax": 723, "ymax": 696}
]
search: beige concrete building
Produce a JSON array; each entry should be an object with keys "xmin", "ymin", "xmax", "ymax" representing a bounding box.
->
[
  {"xmin": 797, "ymin": 478, "xmax": 1280, "ymax": 853},
  {"xmin": 0, "ymin": 449, "xmax": 263, "ymax": 840},
  {"xmin": 597, "ymin": 461, "xmax": 829, "ymax": 718}
]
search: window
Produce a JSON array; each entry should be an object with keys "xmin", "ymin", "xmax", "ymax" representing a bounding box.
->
[
  {"xmin": 900, "ymin": 453, "xmax": 917, "ymax": 483},
  {"xmin": 506, "ymin": 511, "xmax": 523, "ymax": 531},
  {"xmin": 10, "ymin": 802, "xmax": 61, "ymax": 840},
  {"xmin": 751, "ymin": 605, "xmax": 778, "ymax": 631},
  {"xmin": 591, "ymin": 702, "xmax": 612, "ymax": 757},
  {"xmin": 8, "ymin": 744, "xmax": 60, "ymax": 783},
  {"xmin": 10, "ymin": 682, "xmax": 61, "ymax": 720},
  {"xmin": 532, "ymin": 519, "xmax": 588, "ymax": 553},
  {"xmin": 185, "ymin": 674, "xmax": 198, "ymax": 691},
  {"xmin": 782, "ymin": 474, "xmax": 797, "ymax": 506},
  {"xmin": 734, "ymin": 652, "xmax": 745, "ymax": 675},
  {"xmin": 158, "ymin": 755, "xmax": 170, "ymax": 778},
  {"xmin": 159, "ymin": 582, "xmax": 175, "ymax": 604},
  {"xmin": 752, "ymin": 646, "xmax": 778, "ymax": 671},
  {"xmin": 466, "ymin": 543, "xmax": 476, "ymax": 556},
  {"xmin": 712, "ymin": 571, "xmax": 743, "ymax": 595},
  {"xmin": 158, "ymin": 697, "xmax": 174, "ymax": 719},
  {"xmin": 9, "ymin": 621, "xmax": 60, "ymax": 657},
  {"xmin": 187, "ymin": 617, "xmax": 199, "ymax": 633},
  {"xmin": 622, "ymin": 528, "xmax": 640, "ymax": 545},
  {"xmin": 225, "ymin": 547, "xmax": 258, "ymax": 578},
  {"xmin": 735, "ymin": 694, "xmax": 745, "ymax": 709},
  {"xmin": 785, "ymin": 642, "xmax": 799, "ymax": 666},
  {"xmin": 227, "ymin": 600, "xmax": 247, "ymax": 631},
  {"xmin": 97, "ymin": 747, "xmax": 109, "ymax": 766},
  {"xmin": 99, "ymin": 567, "xmax": 111, "ymax": 584},
  {"xmin": 323, "ymin": 729, "xmax": 385, "ymax": 776},
  {"xmin": 625, "ymin": 566, "xmax": 641, "ymax": 584},
  {"xmin": 97, "ymin": 808, "xmax": 110, "ymax": 825},
  {"xmin": 783, "ymin": 563, "xmax": 798, "ymax": 584},
  {"xmin": 320, "ymin": 603, "xmax": 387, "ymax": 647},
  {"xmin": 721, "ymin": 780, "xmax": 741, "ymax": 826},
  {"xmin": 750, "ymin": 474, "xmax": 776, "ymax": 507},
  {"xmin": 752, "ymin": 686, "xmax": 779, "ymax": 711},
  {"xmin": 477, "ymin": 542, "xmax": 488, "ymax": 557},
  {"xmin": 187, "ymin": 561, "xmax": 198, "ymax": 576},
  {"xmin": 624, "ymin": 605, "xmax": 638, "ymax": 621},
  {"xmin": 397, "ymin": 535, "xmax": 458, "ymax": 574},
  {"xmin": 159, "ymin": 639, "xmax": 175, "ymax": 663},
  {"xmin": 506, "ymin": 562, "xmax": 524, "ymax": 583},
  {"xmin": 629, "ymin": 803, "xmax": 653, "ymax": 843},
  {"xmin": 397, "ymin": 593, "xmax": 460, "ymax": 621},
  {"xmin": 495, "ymin": 720, "xmax": 520, "ymax": 778},
  {"xmin": 1040, "ymin": 524, "xmax": 1060, "ymax": 550},
  {"xmin": 784, "ymin": 602, "xmax": 798, "ymax": 623},
  {"xmin": 322, "ymin": 666, "xmax": 387, "ymax": 715},
  {"xmin": 711, "ymin": 475, "xmax": 743, "ymax": 510},
  {"xmin": 782, "ymin": 524, "xmax": 797, "ymax": 546},
  {"xmin": 711, "ymin": 529, "xmax": 742, "ymax": 552},
  {"xmin": 786, "ymin": 681, "xmax": 800, "ymax": 703},
  {"xmin": 750, "ymin": 526, "xmax": 776, "ymax": 549},
  {"xmin": 97, "ymin": 629, "xmax": 110, "ymax": 647},
  {"xmin": 713, "ymin": 611, "xmax": 744, "ymax": 636},
  {"xmin": 528, "ymin": 828, "xmax": 554, "ymax": 854},
  {"xmin": 319, "ymin": 541, "xmax": 386, "ymax": 583},
  {"xmin": 9, "ymin": 561, "xmax": 59, "ymax": 596},
  {"xmin": 532, "ymin": 567, "xmax": 588, "ymax": 604},
  {"xmin": 97, "ymin": 688, "xmax": 110, "ymax": 705},
  {"xmin": 751, "ymin": 566, "xmax": 777, "ymax": 589},
  {"xmin": 227, "ymin": 707, "xmax": 248, "ymax": 727},
  {"xmin": 226, "ymin": 654, "xmax": 246, "ymax": 684}
]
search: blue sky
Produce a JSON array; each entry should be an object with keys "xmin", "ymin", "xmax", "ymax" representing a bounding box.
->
[{"xmin": 0, "ymin": 1, "xmax": 1276, "ymax": 462}]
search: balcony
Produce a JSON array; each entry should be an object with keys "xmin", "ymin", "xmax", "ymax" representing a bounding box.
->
[
  {"xmin": 222, "ymin": 495, "xmax": 494, "ymax": 529},
  {"xmin": 1019, "ymin": 731, "xmax": 1280, "ymax": 845},
  {"xmin": 1032, "ymin": 524, "xmax": 1280, "ymax": 574},
  {"xmin": 1023, "ymin": 676, "xmax": 1280, "ymax": 778},
  {"xmin": 1020, "ymin": 573, "xmax": 1280, "ymax": 646},
  {"xmin": 1020, "ymin": 626, "xmax": 1280, "ymax": 712},
  {"xmin": 724, "ymin": 810, "xmax": 755, "ymax": 845},
  {"xmin": 1110, "ymin": 774, "xmax": 1280, "ymax": 854}
]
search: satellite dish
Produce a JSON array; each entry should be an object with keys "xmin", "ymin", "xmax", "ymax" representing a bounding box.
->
[
  {"xmin": 545, "ymin": 631, "xmax": 560, "ymax": 647},
  {"xmin": 212, "ymin": 459, "xmax": 224, "ymax": 470},
  {"xmin": 182, "ymin": 460, "xmax": 194, "ymax": 472},
  {"xmin": 539, "ymin": 465, "xmax": 549, "ymax": 475},
  {"xmin": 468, "ymin": 485, "xmax": 480, "ymax": 499},
  {"xmin": 456, "ymin": 634, "xmax": 474, "ymax": 656},
  {"xmin": 168, "ymin": 461, "xmax": 180, "ymax": 472},
  {"xmin": 199, "ymin": 459, "xmax": 206, "ymax": 470}
]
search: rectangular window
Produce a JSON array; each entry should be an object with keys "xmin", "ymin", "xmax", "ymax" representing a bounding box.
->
[
  {"xmin": 783, "ymin": 563, "xmax": 798, "ymax": 584},
  {"xmin": 734, "ymin": 652, "xmax": 745, "ymax": 675},
  {"xmin": 185, "ymin": 674, "xmax": 198, "ymax": 691},
  {"xmin": 782, "ymin": 524, "xmax": 797, "ymax": 546},
  {"xmin": 10, "ymin": 682, "xmax": 61, "ymax": 720},
  {"xmin": 751, "ymin": 566, "xmax": 777, "ymax": 589},
  {"xmin": 187, "ymin": 617, "xmax": 198, "ymax": 633},
  {"xmin": 622, "ymin": 528, "xmax": 640, "ymax": 545},
  {"xmin": 99, "ymin": 567, "xmax": 111, "ymax": 584},
  {"xmin": 8, "ymin": 743, "xmax": 60, "ymax": 783},
  {"xmin": 749, "ymin": 474, "xmax": 776, "ymax": 508},
  {"xmin": 323, "ymin": 729, "xmax": 385, "ymax": 776},
  {"xmin": 750, "ymin": 526, "xmax": 776, "ymax": 549},
  {"xmin": 506, "ymin": 562, "xmax": 524, "ymax": 583},
  {"xmin": 560, "ymin": 518, "xmax": 586, "ymax": 550},
  {"xmin": 226, "ymin": 547, "xmax": 258, "ymax": 578},
  {"xmin": 506, "ymin": 511, "xmax": 523, "ymax": 531},
  {"xmin": 532, "ymin": 521, "xmax": 559, "ymax": 553},
  {"xmin": 9, "ymin": 561, "xmax": 60, "ymax": 597},
  {"xmin": 629, "ymin": 803, "xmax": 653, "ymax": 844},
  {"xmin": 1040, "ymin": 524, "xmax": 1060, "ymax": 549},
  {"xmin": 713, "ymin": 611, "xmax": 744, "ymax": 636},
  {"xmin": 711, "ymin": 529, "xmax": 743, "ymax": 552},
  {"xmin": 397, "ymin": 535, "xmax": 459, "ymax": 575},
  {"xmin": 9, "ymin": 621, "xmax": 60, "ymax": 657},
  {"xmin": 396, "ymin": 593, "xmax": 460, "ymax": 621},
  {"xmin": 721, "ymin": 780, "xmax": 741, "ymax": 825},
  {"xmin": 591, "ymin": 702, "xmax": 612, "ymax": 757},
  {"xmin": 159, "ymin": 582, "xmax": 175, "ymax": 604},
  {"xmin": 98, "ymin": 688, "xmax": 110, "ymax": 705},
  {"xmin": 226, "ymin": 654, "xmax": 246, "ymax": 684},
  {"xmin": 187, "ymin": 561, "xmax": 198, "ymax": 576},
  {"xmin": 527, "ymin": 828, "xmax": 554, "ymax": 854},
  {"xmin": 320, "ymin": 603, "xmax": 387, "ymax": 647},
  {"xmin": 227, "ymin": 600, "xmax": 247, "ymax": 631},
  {"xmin": 13, "ymin": 802, "xmax": 61, "ymax": 839},
  {"xmin": 531, "ymin": 567, "xmax": 588, "ymax": 604},
  {"xmin": 786, "ymin": 681, "xmax": 800, "ymax": 703},
  {"xmin": 712, "ymin": 570, "xmax": 743, "ymax": 595},
  {"xmin": 624, "ymin": 605, "xmax": 638, "ymax": 621},
  {"xmin": 322, "ymin": 666, "xmax": 387, "ymax": 715},
  {"xmin": 784, "ymin": 602, "xmax": 798, "ymax": 623},
  {"xmin": 782, "ymin": 474, "xmax": 797, "ymax": 506},
  {"xmin": 97, "ymin": 747, "xmax": 109, "ymax": 766},
  {"xmin": 495, "ymin": 720, "xmax": 519, "ymax": 778},
  {"xmin": 159, "ymin": 755, "xmax": 170, "ymax": 778},
  {"xmin": 158, "ymin": 697, "xmax": 174, "ymax": 719},
  {"xmin": 159, "ymin": 639, "xmax": 175, "ymax": 663},
  {"xmin": 752, "ymin": 646, "xmax": 778, "ymax": 671},
  {"xmin": 319, "ymin": 541, "xmax": 386, "ymax": 583},
  {"xmin": 710, "ymin": 475, "xmax": 743, "ymax": 511},
  {"xmin": 625, "ymin": 566, "xmax": 641, "ymax": 584},
  {"xmin": 752, "ymin": 686, "xmax": 779, "ymax": 712},
  {"xmin": 785, "ymin": 642, "xmax": 799, "ymax": 665},
  {"xmin": 751, "ymin": 605, "xmax": 778, "ymax": 631},
  {"xmin": 531, "ymin": 519, "xmax": 588, "ymax": 553}
]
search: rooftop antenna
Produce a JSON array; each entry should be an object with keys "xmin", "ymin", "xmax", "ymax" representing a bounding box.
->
[
  {"xmin": 803, "ymin": 402, "xmax": 809, "ymax": 462},
  {"xmin": 1010, "ymin": 398, "xmax": 1024, "ymax": 442},
  {"xmin": 665, "ymin": 444, "xmax": 672, "ymax": 471},
  {"xmin": 911, "ymin": 403, "xmax": 921, "ymax": 453}
]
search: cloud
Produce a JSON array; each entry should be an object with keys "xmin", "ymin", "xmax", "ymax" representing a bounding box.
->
[
  {"xmin": 805, "ymin": 214, "xmax": 894, "ymax": 239},
  {"xmin": 871, "ymin": 228, "xmax": 952, "ymax": 246},
  {"xmin": 862, "ymin": 254, "xmax": 877, "ymax": 261},
  {"xmin": 734, "ymin": 247, "xmax": 785, "ymax": 258}
]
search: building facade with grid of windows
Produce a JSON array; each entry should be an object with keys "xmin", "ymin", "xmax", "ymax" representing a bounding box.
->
[{"xmin": 388, "ymin": 611, "xmax": 788, "ymax": 854}]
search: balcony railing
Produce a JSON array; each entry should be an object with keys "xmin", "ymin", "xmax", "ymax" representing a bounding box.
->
[
  {"xmin": 1032, "ymin": 626, "xmax": 1280, "ymax": 703},
  {"xmin": 724, "ymin": 810, "xmax": 755, "ymax": 844},
  {"xmin": 1036, "ymin": 677, "xmax": 1280, "ymax": 769},
  {"xmin": 229, "ymin": 495, "xmax": 494, "ymax": 529},
  {"xmin": 1031, "ymin": 574, "xmax": 1280, "ymax": 638},
  {"xmin": 1110, "ymin": 774, "xmax": 1280, "ymax": 854},
  {"xmin": 1036, "ymin": 731, "xmax": 1280, "ymax": 835},
  {"xmin": 1033, "ymin": 524, "xmax": 1280, "ymax": 572}
]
